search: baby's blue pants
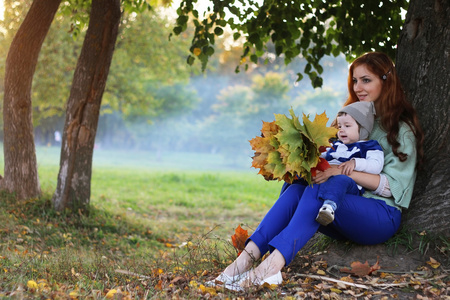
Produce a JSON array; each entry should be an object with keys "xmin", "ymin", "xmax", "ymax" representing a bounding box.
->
[
  {"xmin": 318, "ymin": 175, "xmax": 361, "ymax": 210},
  {"xmin": 249, "ymin": 180, "xmax": 402, "ymax": 265}
]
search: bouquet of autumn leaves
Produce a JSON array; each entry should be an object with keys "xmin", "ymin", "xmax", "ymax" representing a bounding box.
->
[{"xmin": 249, "ymin": 108, "xmax": 338, "ymax": 184}]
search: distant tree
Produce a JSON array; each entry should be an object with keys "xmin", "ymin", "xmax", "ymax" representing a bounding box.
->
[
  {"xmin": 250, "ymin": 72, "xmax": 291, "ymax": 120},
  {"xmin": 293, "ymin": 88, "xmax": 345, "ymax": 119},
  {"xmin": 121, "ymin": 82, "xmax": 200, "ymax": 152},
  {"xmin": 206, "ymin": 72, "xmax": 291, "ymax": 159},
  {"xmin": 104, "ymin": 9, "xmax": 193, "ymax": 116},
  {"xmin": 1, "ymin": 0, "xmax": 61, "ymax": 199}
]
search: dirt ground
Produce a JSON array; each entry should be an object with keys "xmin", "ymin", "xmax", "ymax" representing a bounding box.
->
[{"xmin": 281, "ymin": 234, "xmax": 450, "ymax": 299}]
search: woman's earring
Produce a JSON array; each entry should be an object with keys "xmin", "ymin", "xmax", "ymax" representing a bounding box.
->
[{"xmin": 382, "ymin": 74, "xmax": 387, "ymax": 80}]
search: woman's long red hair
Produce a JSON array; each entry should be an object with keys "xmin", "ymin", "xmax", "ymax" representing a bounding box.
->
[{"xmin": 343, "ymin": 52, "xmax": 424, "ymax": 168}]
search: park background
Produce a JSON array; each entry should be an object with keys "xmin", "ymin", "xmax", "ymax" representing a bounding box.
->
[{"xmin": 1, "ymin": 0, "xmax": 448, "ymax": 299}]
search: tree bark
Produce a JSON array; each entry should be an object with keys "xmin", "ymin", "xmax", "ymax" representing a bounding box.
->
[
  {"xmin": 52, "ymin": 0, "xmax": 121, "ymax": 211},
  {"xmin": 396, "ymin": 0, "xmax": 450, "ymax": 237},
  {"xmin": 1, "ymin": 0, "xmax": 61, "ymax": 199}
]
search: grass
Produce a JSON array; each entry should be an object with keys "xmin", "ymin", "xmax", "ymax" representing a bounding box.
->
[
  {"xmin": 0, "ymin": 145, "xmax": 285, "ymax": 298},
  {"xmin": 1, "ymin": 146, "xmax": 448, "ymax": 299}
]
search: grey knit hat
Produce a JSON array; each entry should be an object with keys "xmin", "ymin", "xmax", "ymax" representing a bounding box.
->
[{"xmin": 338, "ymin": 101, "xmax": 376, "ymax": 140}]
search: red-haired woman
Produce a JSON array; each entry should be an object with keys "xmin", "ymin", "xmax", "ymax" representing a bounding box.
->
[{"xmin": 207, "ymin": 52, "xmax": 425, "ymax": 291}]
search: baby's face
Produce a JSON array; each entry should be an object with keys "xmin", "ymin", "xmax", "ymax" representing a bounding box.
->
[{"xmin": 337, "ymin": 114, "xmax": 360, "ymax": 144}]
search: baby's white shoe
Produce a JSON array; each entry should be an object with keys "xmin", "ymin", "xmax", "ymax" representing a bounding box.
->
[{"xmin": 316, "ymin": 203, "xmax": 335, "ymax": 226}]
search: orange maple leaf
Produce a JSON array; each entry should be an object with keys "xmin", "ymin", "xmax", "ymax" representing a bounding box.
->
[
  {"xmin": 231, "ymin": 225, "xmax": 249, "ymax": 256},
  {"xmin": 340, "ymin": 257, "xmax": 381, "ymax": 277},
  {"xmin": 310, "ymin": 157, "xmax": 331, "ymax": 177}
]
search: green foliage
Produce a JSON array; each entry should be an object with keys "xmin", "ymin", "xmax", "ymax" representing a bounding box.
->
[
  {"xmin": 293, "ymin": 88, "xmax": 344, "ymax": 117},
  {"xmin": 104, "ymin": 9, "xmax": 195, "ymax": 118},
  {"xmin": 33, "ymin": 15, "xmax": 82, "ymax": 126},
  {"xmin": 0, "ymin": 1, "xmax": 196, "ymax": 144},
  {"xmin": 200, "ymin": 72, "xmax": 292, "ymax": 161},
  {"xmin": 58, "ymin": 0, "xmax": 166, "ymax": 38},
  {"xmin": 173, "ymin": 0, "xmax": 408, "ymax": 87}
]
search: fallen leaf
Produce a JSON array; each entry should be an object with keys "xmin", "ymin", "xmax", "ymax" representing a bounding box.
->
[
  {"xmin": 231, "ymin": 225, "xmax": 249, "ymax": 255},
  {"xmin": 27, "ymin": 280, "xmax": 37, "ymax": 290},
  {"xmin": 339, "ymin": 276, "xmax": 354, "ymax": 283},
  {"xmin": 105, "ymin": 289, "xmax": 117, "ymax": 299},
  {"xmin": 340, "ymin": 257, "xmax": 381, "ymax": 277},
  {"xmin": 154, "ymin": 280, "xmax": 162, "ymax": 290},
  {"xmin": 199, "ymin": 284, "xmax": 217, "ymax": 295},
  {"xmin": 260, "ymin": 282, "xmax": 278, "ymax": 290},
  {"xmin": 330, "ymin": 288, "xmax": 343, "ymax": 294},
  {"xmin": 170, "ymin": 276, "xmax": 186, "ymax": 285},
  {"xmin": 426, "ymin": 257, "xmax": 440, "ymax": 269},
  {"xmin": 316, "ymin": 270, "xmax": 326, "ymax": 275},
  {"xmin": 69, "ymin": 291, "xmax": 79, "ymax": 299}
]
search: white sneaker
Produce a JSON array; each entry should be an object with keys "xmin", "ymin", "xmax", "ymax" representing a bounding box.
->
[
  {"xmin": 205, "ymin": 271, "xmax": 249, "ymax": 289},
  {"xmin": 238, "ymin": 270, "xmax": 283, "ymax": 290},
  {"xmin": 316, "ymin": 204, "xmax": 335, "ymax": 226},
  {"xmin": 259, "ymin": 271, "xmax": 283, "ymax": 286}
]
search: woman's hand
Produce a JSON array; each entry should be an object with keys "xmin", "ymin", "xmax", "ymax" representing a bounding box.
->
[{"xmin": 312, "ymin": 165, "xmax": 341, "ymax": 184}]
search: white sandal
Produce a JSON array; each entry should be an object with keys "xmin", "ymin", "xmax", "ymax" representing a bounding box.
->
[{"xmin": 205, "ymin": 271, "xmax": 249, "ymax": 289}]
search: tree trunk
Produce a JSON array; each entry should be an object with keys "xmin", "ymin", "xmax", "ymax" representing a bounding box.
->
[
  {"xmin": 52, "ymin": 0, "xmax": 121, "ymax": 211},
  {"xmin": 396, "ymin": 0, "xmax": 450, "ymax": 237},
  {"xmin": 1, "ymin": 0, "xmax": 61, "ymax": 199}
]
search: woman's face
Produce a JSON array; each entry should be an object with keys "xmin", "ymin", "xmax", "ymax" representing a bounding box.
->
[{"xmin": 352, "ymin": 64, "xmax": 383, "ymax": 102}]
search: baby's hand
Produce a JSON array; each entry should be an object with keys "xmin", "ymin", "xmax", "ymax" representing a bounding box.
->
[{"xmin": 339, "ymin": 160, "xmax": 356, "ymax": 176}]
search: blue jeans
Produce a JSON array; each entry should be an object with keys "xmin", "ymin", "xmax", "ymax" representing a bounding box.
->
[
  {"xmin": 248, "ymin": 180, "xmax": 401, "ymax": 265},
  {"xmin": 318, "ymin": 175, "xmax": 361, "ymax": 211}
]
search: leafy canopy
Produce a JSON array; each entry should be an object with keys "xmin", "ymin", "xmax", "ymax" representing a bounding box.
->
[{"xmin": 173, "ymin": 0, "xmax": 408, "ymax": 87}]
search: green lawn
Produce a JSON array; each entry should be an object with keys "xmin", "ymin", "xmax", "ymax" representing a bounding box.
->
[
  {"xmin": 0, "ymin": 145, "xmax": 284, "ymax": 298},
  {"xmin": 1, "ymin": 146, "xmax": 447, "ymax": 299},
  {"xmin": 34, "ymin": 146, "xmax": 283, "ymax": 241}
]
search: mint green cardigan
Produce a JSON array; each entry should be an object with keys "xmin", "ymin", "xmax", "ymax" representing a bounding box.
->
[{"xmin": 362, "ymin": 119, "xmax": 418, "ymax": 210}]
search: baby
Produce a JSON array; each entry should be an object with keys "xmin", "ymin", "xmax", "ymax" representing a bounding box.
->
[{"xmin": 316, "ymin": 101, "xmax": 384, "ymax": 226}]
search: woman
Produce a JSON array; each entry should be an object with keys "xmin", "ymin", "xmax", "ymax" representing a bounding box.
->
[{"xmin": 208, "ymin": 52, "xmax": 424, "ymax": 290}]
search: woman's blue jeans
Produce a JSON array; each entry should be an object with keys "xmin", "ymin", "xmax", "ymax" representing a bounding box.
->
[{"xmin": 248, "ymin": 179, "xmax": 401, "ymax": 265}]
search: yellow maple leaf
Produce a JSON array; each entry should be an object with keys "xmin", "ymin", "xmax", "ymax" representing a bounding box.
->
[
  {"xmin": 260, "ymin": 120, "xmax": 279, "ymax": 137},
  {"xmin": 199, "ymin": 284, "xmax": 217, "ymax": 295},
  {"xmin": 251, "ymin": 152, "xmax": 268, "ymax": 169},
  {"xmin": 249, "ymin": 136, "xmax": 274, "ymax": 154},
  {"xmin": 69, "ymin": 291, "xmax": 79, "ymax": 299},
  {"xmin": 27, "ymin": 280, "xmax": 38, "ymax": 290},
  {"xmin": 302, "ymin": 112, "xmax": 338, "ymax": 147},
  {"xmin": 105, "ymin": 289, "xmax": 117, "ymax": 299}
]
